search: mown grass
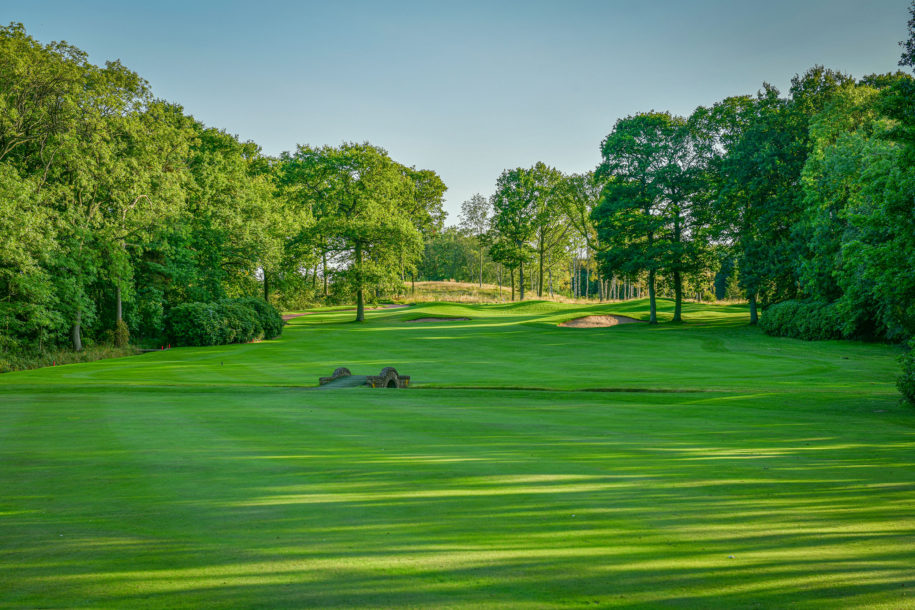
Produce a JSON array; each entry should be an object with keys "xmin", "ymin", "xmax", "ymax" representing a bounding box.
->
[{"xmin": 1, "ymin": 299, "xmax": 912, "ymax": 608}]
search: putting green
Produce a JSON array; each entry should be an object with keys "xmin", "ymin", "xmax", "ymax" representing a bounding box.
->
[{"xmin": 1, "ymin": 299, "xmax": 912, "ymax": 608}]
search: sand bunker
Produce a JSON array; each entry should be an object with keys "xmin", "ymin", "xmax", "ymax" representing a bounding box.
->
[
  {"xmin": 559, "ymin": 315, "xmax": 645, "ymax": 328},
  {"xmin": 405, "ymin": 317, "xmax": 471, "ymax": 323}
]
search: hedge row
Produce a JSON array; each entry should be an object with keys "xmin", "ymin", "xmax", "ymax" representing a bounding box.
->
[
  {"xmin": 165, "ymin": 298, "xmax": 284, "ymax": 347},
  {"xmin": 759, "ymin": 300, "xmax": 844, "ymax": 341}
]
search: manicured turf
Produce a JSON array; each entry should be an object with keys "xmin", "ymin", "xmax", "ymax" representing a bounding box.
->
[{"xmin": 1, "ymin": 299, "xmax": 913, "ymax": 608}]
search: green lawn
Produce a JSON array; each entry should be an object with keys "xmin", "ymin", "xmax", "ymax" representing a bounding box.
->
[{"xmin": 2, "ymin": 299, "xmax": 913, "ymax": 608}]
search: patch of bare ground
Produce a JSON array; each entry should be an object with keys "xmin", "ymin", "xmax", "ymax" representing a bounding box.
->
[
  {"xmin": 559, "ymin": 315, "xmax": 645, "ymax": 328},
  {"xmin": 405, "ymin": 317, "xmax": 471, "ymax": 323}
]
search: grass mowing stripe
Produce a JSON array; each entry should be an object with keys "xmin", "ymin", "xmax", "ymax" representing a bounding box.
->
[{"xmin": 1, "ymin": 300, "xmax": 913, "ymax": 607}]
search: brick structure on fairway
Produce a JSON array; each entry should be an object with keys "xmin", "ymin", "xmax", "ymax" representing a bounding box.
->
[{"xmin": 319, "ymin": 366, "xmax": 410, "ymax": 388}]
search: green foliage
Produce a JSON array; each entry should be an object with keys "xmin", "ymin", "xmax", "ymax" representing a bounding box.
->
[
  {"xmin": 1, "ymin": 23, "xmax": 447, "ymax": 357},
  {"xmin": 594, "ymin": 112, "xmax": 686, "ymax": 322},
  {"xmin": 114, "ymin": 320, "xmax": 130, "ymax": 348},
  {"xmin": 279, "ymin": 142, "xmax": 433, "ymax": 321},
  {"xmin": 213, "ymin": 300, "xmax": 260, "ymax": 344},
  {"xmin": 759, "ymin": 300, "xmax": 844, "ymax": 341},
  {"xmin": 419, "ymin": 227, "xmax": 481, "ymax": 282},
  {"xmin": 234, "ymin": 297, "xmax": 284, "ymax": 340},
  {"xmin": 458, "ymin": 193, "xmax": 492, "ymax": 286},
  {"xmin": 165, "ymin": 302, "xmax": 220, "ymax": 347},
  {"xmin": 900, "ymin": 1, "xmax": 915, "ymax": 69},
  {"xmin": 489, "ymin": 162, "xmax": 564, "ymax": 300},
  {"xmin": 165, "ymin": 298, "xmax": 283, "ymax": 347},
  {"xmin": 898, "ymin": 339, "xmax": 915, "ymax": 406},
  {"xmin": 791, "ymin": 76, "xmax": 915, "ymax": 342}
]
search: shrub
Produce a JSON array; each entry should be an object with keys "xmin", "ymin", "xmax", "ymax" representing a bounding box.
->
[
  {"xmin": 114, "ymin": 319, "xmax": 130, "ymax": 348},
  {"xmin": 165, "ymin": 302, "xmax": 220, "ymax": 346},
  {"xmin": 234, "ymin": 297, "xmax": 284, "ymax": 339},
  {"xmin": 899, "ymin": 339, "xmax": 915, "ymax": 407},
  {"xmin": 759, "ymin": 300, "xmax": 844, "ymax": 340},
  {"xmin": 214, "ymin": 300, "xmax": 259, "ymax": 344},
  {"xmin": 165, "ymin": 298, "xmax": 283, "ymax": 347}
]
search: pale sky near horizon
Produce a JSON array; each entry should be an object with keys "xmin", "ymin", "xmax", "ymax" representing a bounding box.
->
[{"xmin": 3, "ymin": 0, "xmax": 911, "ymax": 222}]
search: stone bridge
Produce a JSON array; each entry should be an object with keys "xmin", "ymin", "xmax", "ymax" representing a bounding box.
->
[{"xmin": 318, "ymin": 366, "xmax": 410, "ymax": 389}]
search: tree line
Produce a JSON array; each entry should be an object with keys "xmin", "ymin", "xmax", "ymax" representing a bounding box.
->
[
  {"xmin": 436, "ymin": 60, "xmax": 913, "ymax": 337},
  {"xmin": 425, "ymin": 4, "xmax": 914, "ymax": 402},
  {"xmin": 0, "ymin": 23, "xmax": 445, "ymax": 367}
]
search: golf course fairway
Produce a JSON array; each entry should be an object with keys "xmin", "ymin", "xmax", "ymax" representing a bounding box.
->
[{"xmin": 1, "ymin": 299, "xmax": 913, "ymax": 608}]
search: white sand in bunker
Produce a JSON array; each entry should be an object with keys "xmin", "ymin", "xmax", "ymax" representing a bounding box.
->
[
  {"xmin": 559, "ymin": 315, "xmax": 645, "ymax": 328},
  {"xmin": 405, "ymin": 317, "xmax": 471, "ymax": 323}
]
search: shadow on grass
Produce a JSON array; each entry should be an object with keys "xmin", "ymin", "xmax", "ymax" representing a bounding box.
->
[{"xmin": 1, "ymin": 387, "xmax": 913, "ymax": 607}]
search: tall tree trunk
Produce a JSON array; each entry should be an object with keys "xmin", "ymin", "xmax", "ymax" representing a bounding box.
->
[
  {"xmin": 575, "ymin": 258, "xmax": 580, "ymax": 298},
  {"xmin": 116, "ymin": 284, "xmax": 122, "ymax": 322},
  {"xmin": 672, "ymin": 270, "xmax": 682, "ymax": 323},
  {"xmin": 479, "ymin": 241, "xmax": 484, "ymax": 288},
  {"xmin": 749, "ymin": 293, "xmax": 758, "ymax": 325},
  {"xmin": 510, "ymin": 267, "xmax": 515, "ymax": 301},
  {"xmin": 648, "ymin": 269, "xmax": 658, "ymax": 324},
  {"xmin": 322, "ymin": 251, "xmax": 328, "ymax": 298},
  {"xmin": 572, "ymin": 259, "xmax": 577, "ymax": 298},
  {"xmin": 570, "ymin": 261, "xmax": 574, "ymax": 298},
  {"xmin": 71, "ymin": 310, "xmax": 82, "ymax": 352},
  {"xmin": 537, "ymin": 232, "xmax": 544, "ymax": 297},
  {"xmin": 411, "ymin": 271, "xmax": 415, "ymax": 295},
  {"xmin": 263, "ymin": 271, "xmax": 270, "ymax": 304},
  {"xmin": 548, "ymin": 267, "xmax": 553, "ymax": 298},
  {"xmin": 519, "ymin": 260, "xmax": 525, "ymax": 301},
  {"xmin": 355, "ymin": 243, "xmax": 365, "ymax": 322},
  {"xmin": 312, "ymin": 263, "xmax": 318, "ymax": 289},
  {"xmin": 585, "ymin": 257, "xmax": 590, "ymax": 300},
  {"xmin": 576, "ymin": 258, "xmax": 581, "ymax": 298}
]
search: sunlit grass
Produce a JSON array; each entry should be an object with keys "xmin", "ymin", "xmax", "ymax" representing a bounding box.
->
[{"xmin": 1, "ymin": 300, "xmax": 912, "ymax": 607}]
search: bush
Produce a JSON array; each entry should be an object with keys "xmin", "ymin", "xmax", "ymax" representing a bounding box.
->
[
  {"xmin": 165, "ymin": 302, "xmax": 220, "ymax": 346},
  {"xmin": 114, "ymin": 319, "xmax": 130, "ymax": 348},
  {"xmin": 759, "ymin": 300, "xmax": 844, "ymax": 340},
  {"xmin": 899, "ymin": 339, "xmax": 915, "ymax": 407},
  {"xmin": 234, "ymin": 297, "xmax": 284, "ymax": 339},
  {"xmin": 165, "ymin": 298, "xmax": 283, "ymax": 347},
  {"xmin": 214, "ymin": 300, "xmax": 259, "ymax": 344}
]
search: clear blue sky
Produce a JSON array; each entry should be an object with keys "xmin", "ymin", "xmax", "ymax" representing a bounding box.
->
[{"xmin": 4, "ymin": 0, "xmax": 911, "ymax": 222}]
